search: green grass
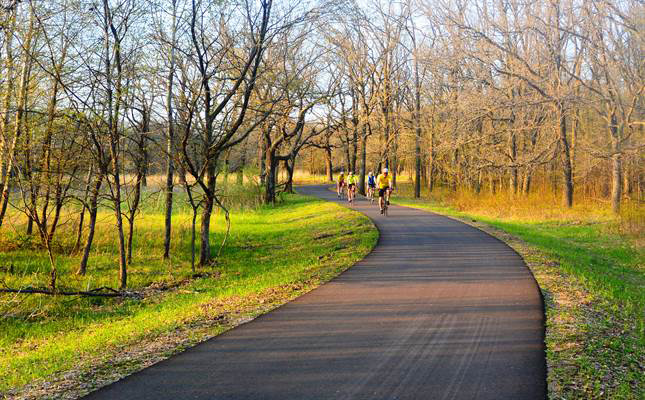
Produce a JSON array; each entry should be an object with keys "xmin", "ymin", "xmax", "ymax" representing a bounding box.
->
[
  {"xmin": 390, "ymin": 184, "xmax": 644, "ymax": 399},
  {"xmin": 0, "ymin": 192, "xmax": 378, "ymax": 394}
]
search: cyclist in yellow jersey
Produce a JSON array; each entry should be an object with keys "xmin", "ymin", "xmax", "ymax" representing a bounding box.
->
[
  {"xmin": 346, "ymin": 172, "xmax": 358, "ymax": 203},
  {"xmin": 337, "ymin": 171, "xmax": 346, "ymax": 198},
  {"xmin": 376, "ymin": 168, "xmax": 392, "ymax": 214}
]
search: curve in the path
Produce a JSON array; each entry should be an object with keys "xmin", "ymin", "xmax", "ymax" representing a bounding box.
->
[{"xmin": 83, "ymin": 185, "xmax": 546, "ymax": 400}]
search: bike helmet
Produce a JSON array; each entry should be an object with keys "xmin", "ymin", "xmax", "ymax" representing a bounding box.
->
[{"xmin": 383, "ymin": 168, "xmax": 389, "ymax": 173}]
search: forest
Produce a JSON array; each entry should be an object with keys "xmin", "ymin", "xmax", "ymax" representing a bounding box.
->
[
  {"xmin": 0, "ymin": 0, "xmax": 642, "ymax": 290},
  {"xmin": 0, "ymin": 1, "xmax": 643, "ymax": 398}
]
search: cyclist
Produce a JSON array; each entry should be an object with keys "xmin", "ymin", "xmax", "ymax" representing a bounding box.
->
[
  {"xmin": 366, "ymin": 172, "xmax": 376, "ymax": 202},
  {"xmin": 347, "ymin": 172, "xmax": 358, "ymax": 203},
  {"xmin": 337, "ymin": 170, "xmax": 346, "ymax": 198},
  {"xmin": 376, "ymin": 168, "xmax": 392, "ymax": 214}
]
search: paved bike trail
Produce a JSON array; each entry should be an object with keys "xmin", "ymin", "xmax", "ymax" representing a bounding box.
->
[{"xmin": 83, "ymin": 185, "xmax": 546, "ymax": 400}]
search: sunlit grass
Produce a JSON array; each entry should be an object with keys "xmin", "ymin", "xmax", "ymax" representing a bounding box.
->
[{"xmin": 0, "ymin": 191, "xmax": 378, "ymax": 392}]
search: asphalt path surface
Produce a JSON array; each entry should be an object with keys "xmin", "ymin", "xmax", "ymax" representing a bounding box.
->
[{"xmin": 83, "ymin": 185, "xmax": 546, "ymax": 400}]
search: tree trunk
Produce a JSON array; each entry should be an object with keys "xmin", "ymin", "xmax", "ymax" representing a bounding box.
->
[
  {"xmin": 489, "ymin": 173, "xmax": 496, "ymax": 194},
  {"xmin": 126, "ymin": 173, "xmax": 143, "ymax": 264},
  {"xmin": 382, "ymin": 115, "xmax": 390, "ymax": 172},
  {"xmin": 351, "ymin": 132, "xmax": 358, "ymax": 173},
  {"xmin": 163, "ymin": 150, "xmax": 174, "ymax": 260},
  {"xmin": 27, "ymin": 217, "xmax": 34, "ymax": 235},
  {"xmin": 0, "ymin": 11, "xmax": 16, "ymax": 229},
  {"xmin": 199, "ymin": 159, "xmax": 217, "ymax": 266},
  {"xmin": 475, "ymin": 169, "xmax": 483, "ymax": 194},
  {"xmin": 36, "ymin": 80, "xmax": 62, "ymax": 240},
  {"xmin": 623, "ymin": 160, "xmax": 632, "ymax": 198},
  {"xmin": 264, "ymin": 150, "xmax": 277, "ymax": 204},
  {"xmin": 141, "ymin": 167, "xmax": 148, "ymax": 187},
  {"xmin": 358, "ymin": 128, "xmax": 367, "ymax": 196},
  {"xmin": 427, "ymin": 163, "xmax": 435, "ymax": 193},
  {"xmin": 42, "ymin": 232, "xmax": 57, "ymax": 292},
  {"xmin": 344, "ymin": 139, "xmax": 351, "ymax": 172},
  {"xmin": 391, "ymin": 126, "xmax": 398, "ymax": 187},
  {"xmin": 411, "ymin": 30, "xmax": 422, "ymax": 198},
  {"xmin": 23, "ymin": 123, "xmax": 36, "ymax": 237},
  {"xmin": 523, "ymin": 126, "xmax": 538, "ymax": 196},
  {"xmin": 571, "ymin": 108, "xmax": 579, "ymax": 184},
  {"xmin": 47, "ymin": 197, "xmax": 63, "ymax": 243},
  {"xmin": 199, "ymin": 195, "xmax": 213, "ymax": 267},
  {"xmin": 510, "ymin": 131, "xmax": 518, "ymax": 194},
  {"xmin": 0, "ymin": 10, "xmax": 34, "ymax": 229},
  {"xmin": 523, "ymin": 170, "xmax": 532, "ymax": 195},
  {"xmin": 558, "ymin": 103, "xmax": 573, "ymax": 207},
  {"xmin": 190, "ymin": 206, "xmax": 197, "ymax": 273},
  {"xmin": 414, "ymin": 127, "xmax": 421, "ymax": 198},
  {"xmin": 451, "ymin": 148, "xmax": 459, "ymax": 191},
  {"xmin": 237, "ymin": 139, "xmax": 248, "ymax": 185},
  {"xmin": 103, "ymin": 0, "xmax": 127, "ymax": 289},
  {"xmin": 163, "ymin": 0, "xmax": 177, "ymax": 260},
  {"xmin": 611, "ymin": 152, "xmax": 622, "ymax": 214},
  {"xmin": 325, "ymin": 147, "xmax": 333, "ymax": 182},
  {"xmin": 609, "ymin": 112, "xmax": 623, "ymax": 214},
  {"xmin": 74, "ymin": 208, "xmax": 86, "ymax": 252},
  {"xmin": 551, "ymin": 160, "xmax": 558, "ymax": 196},
  {"xmin": 127, "ymin": 215, "xmax": 135, "ymax": 265},
  {"xmin": 284, "ymin": 157, "xmax": 295, "ymax": 194},
  {"xmin": 78, "ymin": 173, "xmax": 103, "ymax": 275},
  {"xmin": 259, "ymin": 133, "xmax": 266, "ymax": 186},
  {"xmin": 427, "ymin": 127, "xmax": 435, "ymax": 192},
  {"xmin": 223, "ymin": 150, "xmax": 230, "ymax": 185},
  {"xmin": 74, "ymin": 166, "xmax": 94, "ymax": 252},
  {"xmin": 113, "ymin": 168, "xmax": 127, "ymax": 289}
]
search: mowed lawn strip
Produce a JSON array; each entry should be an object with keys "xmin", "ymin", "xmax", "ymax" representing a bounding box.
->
[
  {"xmin": 390, "ymin": 194, "xmax": 643, "ymax": 399},
  {"xmin": 0, "ymin": 194, "xmax": 378, "ymax": 394}
]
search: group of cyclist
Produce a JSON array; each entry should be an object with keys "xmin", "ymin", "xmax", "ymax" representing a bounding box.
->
[{"xmin": 336, "ymin": 168, "xmax": 392, "ymax": 214}]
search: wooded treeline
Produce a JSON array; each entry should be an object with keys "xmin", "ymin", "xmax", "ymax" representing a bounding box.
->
[
  {"xmin": 0, "ymin": 0, "xmax": 643, "ymax": 290},
  {"xmin": 314, "ymin": 0, "xmax": 644, "ymax": 212}
]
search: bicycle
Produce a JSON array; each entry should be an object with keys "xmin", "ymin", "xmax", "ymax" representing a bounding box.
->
[
  {"xmin": 367, "ymin": 186, "xmax": 375, "ymax": 204},
  {"xmin": 379, "ymin": 188, "xmax": 392, "ymax": 216},
  {"xmin": 337, "ymin": 182, "xmax": 346, "ymax": 199},
  {"xmin": 347, "ymin": 184, "xmax": 356, "ymax": 205}
]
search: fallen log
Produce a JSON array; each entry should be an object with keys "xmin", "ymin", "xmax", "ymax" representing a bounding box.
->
[{"xmin": 0, "ymin": 286, "xmax": 142, "ymax": 298}]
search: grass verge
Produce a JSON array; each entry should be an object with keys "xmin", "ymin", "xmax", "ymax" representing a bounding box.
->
[{"xmin": 0, "ymin": 193, "xmax": 378, "ymax": 399}]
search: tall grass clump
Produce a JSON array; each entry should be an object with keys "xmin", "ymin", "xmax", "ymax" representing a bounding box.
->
[
  {"xmin": 395, "ymin": 183, "xmax": 621, "ymax": 223},
  {"xmin": 615, "ymin": 201, "xmax": 645, "ymax": 240}
]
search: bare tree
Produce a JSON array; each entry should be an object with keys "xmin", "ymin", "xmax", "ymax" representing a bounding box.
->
[
  {"xmin": 572, "ymin": 0, "xmax": 645, "ymax": 212},
  {"xmin": 174, "ymin": 0, "xmax": 272, "ymax": 266},
  {"xmin": 0, "ymin": 2, "xmax": 35, "ymax": 227},
  {"xmin": 124, "ymin": 70, "xmax": 156, "ymax": 264},
  {"xmin": 155, "ymin": 0, "xmax": 179, "ymax": 260}
]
